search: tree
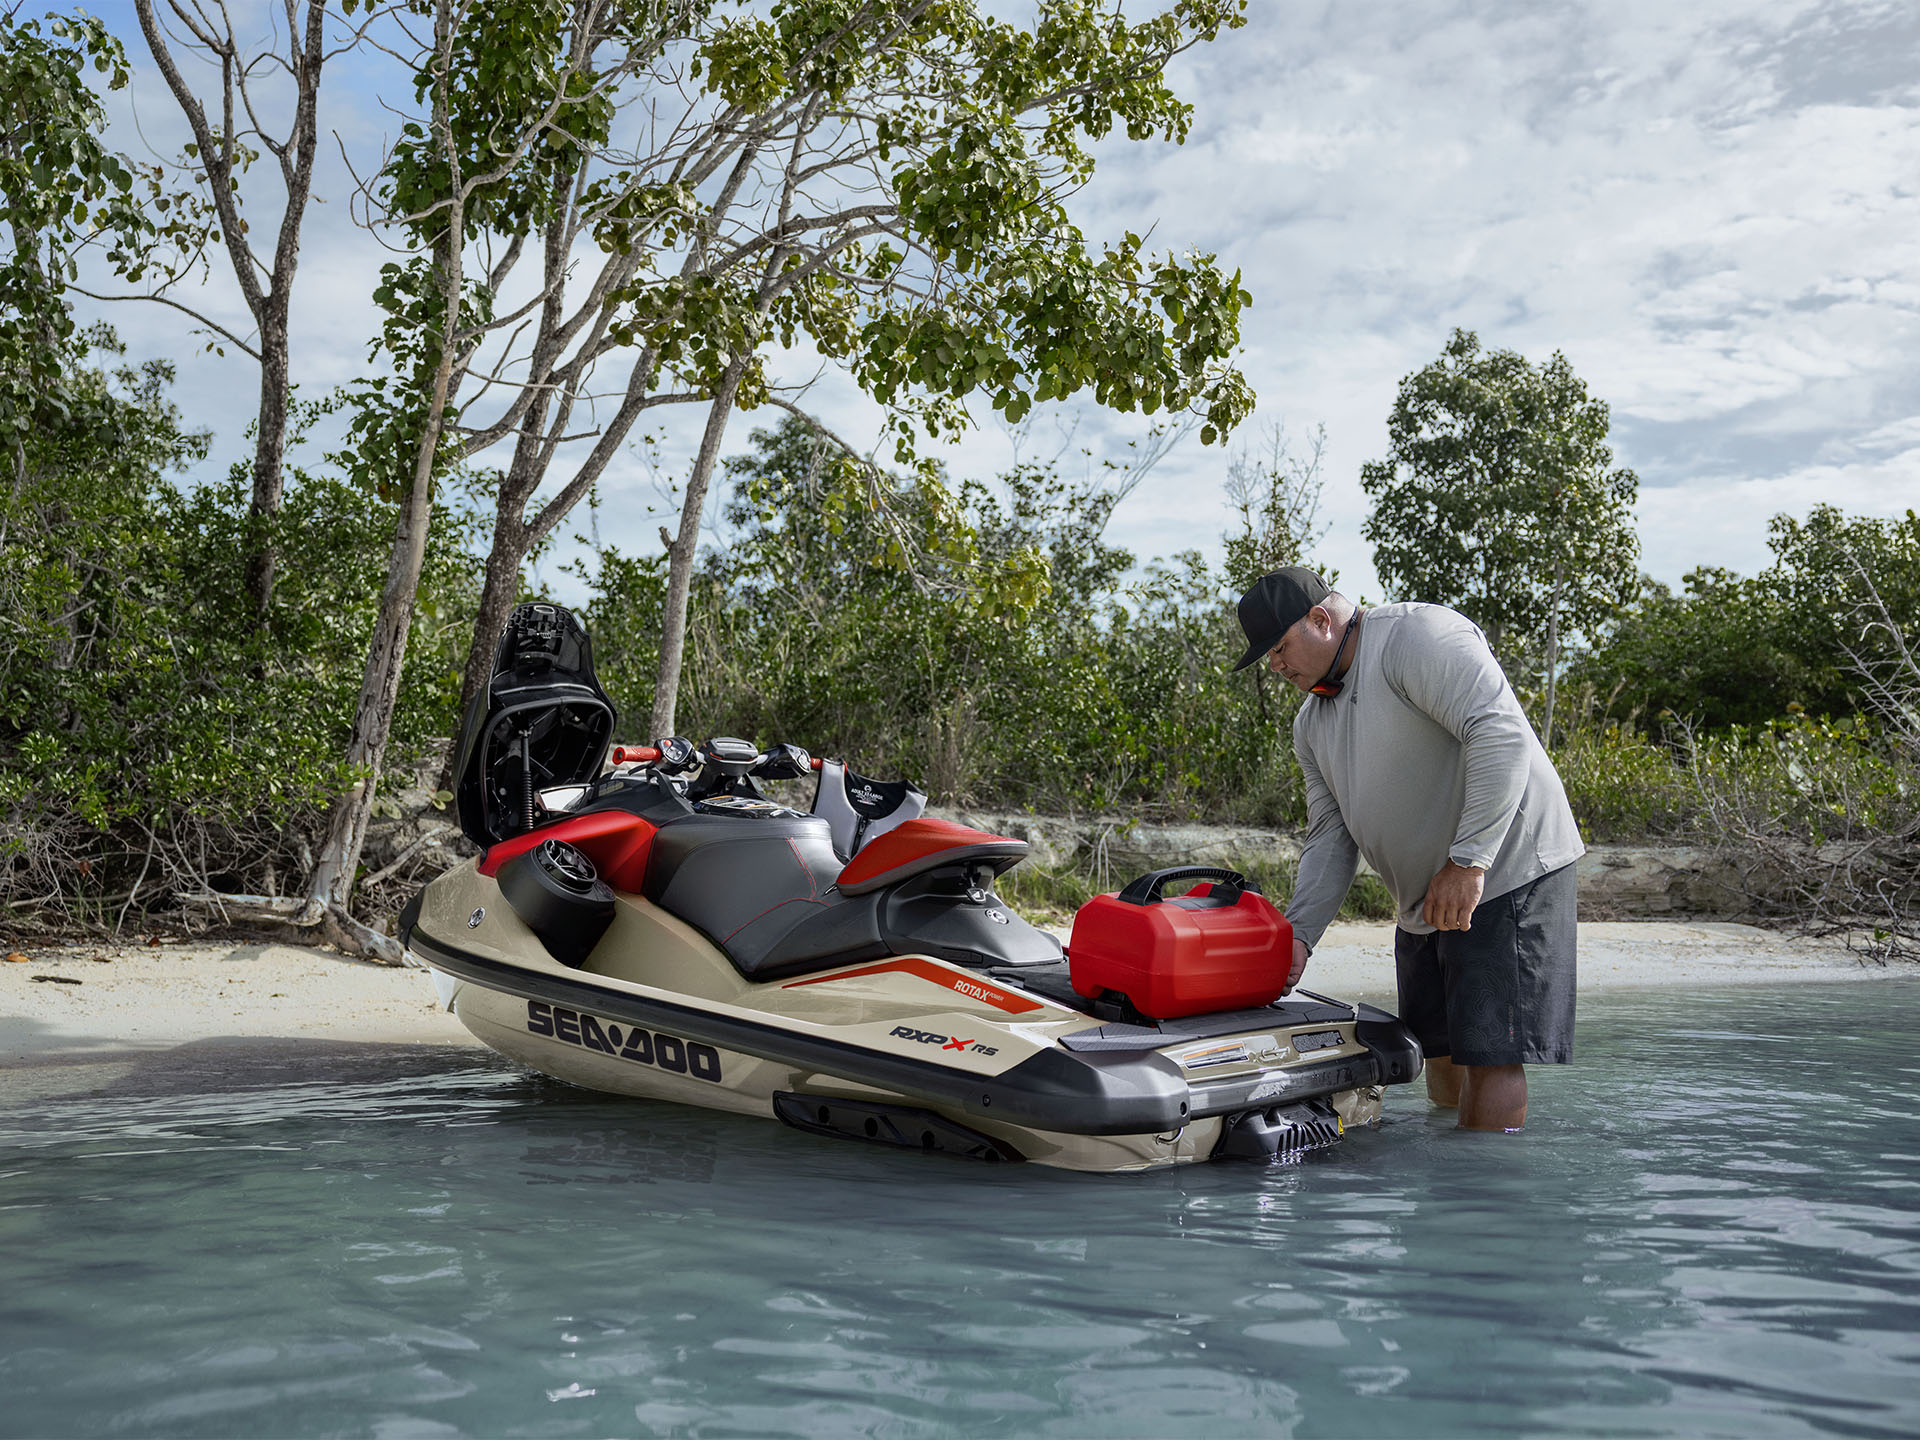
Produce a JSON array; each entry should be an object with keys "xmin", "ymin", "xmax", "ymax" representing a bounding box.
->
[
  {"xmin": 1573, "ymin": 506, "xmax": 1920, "ymax": 730},
  {"xmin": 1570, "ymin": 568, "xmax": 1809, "ymax": 731},
  {"xmin": 0, "ymin": 6, "xmax": 195, "ymax": 688},
  {"xmin": 72, "ymin": 0, "xmax": 342, "ymax": 624},
  {"xmin": 1767, "ymin": 504, "xmax": 1920, "ymax": 686},
  {"xmin": 1360, "ymin": 328, "xmax": 1638, "ymax": 744},
  {"xmin": 394, "ymin": 0, "xmax": 1257, "ymax": 744},
  {"xmin": 300, "ymin": 0, "xmax": 626, "ymax": 949},
  {"xmin": 1221, "ymin": 420, "xmax": 1328, "ymax": 593},
  {"xmin": 1220, "ymin": 420, "xmax": 1329, "ymax": 725},
  {"xmin": 0, "ymin": 8, "xmax": 160, "ymax": 446}
]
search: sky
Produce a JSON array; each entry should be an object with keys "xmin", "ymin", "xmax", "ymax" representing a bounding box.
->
[{"xmin": 74, "ymin": 0, "xmax": 1920, "ymax": 604}]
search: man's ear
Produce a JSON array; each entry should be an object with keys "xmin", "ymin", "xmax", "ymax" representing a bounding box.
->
[{"xmin": 1307, "ymin": 604, "xmax": 1334, "ymax": 637}]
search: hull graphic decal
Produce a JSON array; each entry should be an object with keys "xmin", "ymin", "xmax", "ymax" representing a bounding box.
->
[{"xmin": 782, "ymin": 957, "xmax": 1045, "ymax": 1014}]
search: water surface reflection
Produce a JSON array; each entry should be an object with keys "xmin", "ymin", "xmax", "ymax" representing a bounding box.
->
[{"xmin": 2, "ymin": 982, "xmax": 1917, "ymax": 1438}]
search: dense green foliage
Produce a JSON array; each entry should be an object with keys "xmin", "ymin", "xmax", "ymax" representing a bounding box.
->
[
  {"xmin": 0, "ymin": 334, "xmax": 485, "ymax": 923},
  {"xmin": 579, "ymin": 418, "xmax": 1306, "ymax": 821},
  {"xmin": 1572, "ymin": 507, "xmax": 1920, "ymax": 730},
  {"xmin": 1361, "ymin": 328, "xmax": 1639, "ymax": 669},
  {"xmin": 1, "ymin": 7, "xmax": 1911, "ymax": 943},
  {"xmin": 3, "ymin": 380, "xmax": 1912, "ymax": 932}
]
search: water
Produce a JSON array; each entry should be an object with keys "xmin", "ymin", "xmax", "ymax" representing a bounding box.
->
[{"xmin": 4, "ymin": 981, "xmax": 1919, "ymax": 1439}]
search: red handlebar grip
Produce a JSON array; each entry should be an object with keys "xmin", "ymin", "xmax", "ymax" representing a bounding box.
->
[
  {"xmin": 809, "ymin": 756, "xmax": 823, "ymax": 771},
  {"xmin": 610, "ymin": 745, "xmax": 662, "ymax": 765}
]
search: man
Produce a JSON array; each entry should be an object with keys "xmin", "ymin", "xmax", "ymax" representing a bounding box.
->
[{"xmin": 1233, "ymin": 567, "xmax": 1583, "ymax": 1131}]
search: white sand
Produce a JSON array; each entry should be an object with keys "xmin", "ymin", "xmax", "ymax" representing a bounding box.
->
[
  {"xmin": 1, "ymin": 941, "xmax": 468, "ymax": 1067},
  {"xmin": 1299, "ymin": 919, "xmax": 1907, "ymax": 1008},
  {"xmin": 2, "ymin": 922, "xmax": 1908, "ymax": 1071}
]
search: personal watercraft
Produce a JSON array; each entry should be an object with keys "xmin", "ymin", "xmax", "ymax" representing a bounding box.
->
[{"xmin": 400, "ymin": 603, "xmax": 1424, "ymax": 1173}]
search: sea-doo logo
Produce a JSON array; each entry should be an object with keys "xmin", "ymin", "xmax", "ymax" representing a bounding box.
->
[
  {"xmin": 890, "ymin": 1024, "xmax": 997, "ymax": 1057},
  {"xmin": 984, "ymin": 908, "xmax": 1009, "ymax": 925},
  {"xmin": 527, "ymin": 1001, "xmax": 723, "ymax": 1082},
  {"xmin": 467, "ymin": 907, "xmax": 485, "ymax": 928}
]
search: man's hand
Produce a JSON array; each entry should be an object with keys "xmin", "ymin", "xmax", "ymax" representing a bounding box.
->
[
  {"xmin": 1421, "ymin": 860, "xmax": 1486, "ymax": 931},
  {"xmin": 1283, "ymin": 936, "xmax": 1310, "ymax": 994}
]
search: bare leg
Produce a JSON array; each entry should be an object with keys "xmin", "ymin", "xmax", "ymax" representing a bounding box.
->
[
  {"xmin": 1425, "ymin": 1055, "xmax": 1462, "ymax": 1107},
  {"xmin": 1458, "ymin": 1065, "xmax": 1527, "ymax": 1131}
]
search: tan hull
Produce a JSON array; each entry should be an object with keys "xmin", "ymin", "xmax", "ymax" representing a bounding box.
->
[{"xmin": 415, "ymin": 860, "xmax": 1396, "ymax": 1174}]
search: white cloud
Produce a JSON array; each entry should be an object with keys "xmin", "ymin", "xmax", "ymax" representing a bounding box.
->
[{"xmin": 71, "ymin": 0, "xmax": 1920, "ymax": 610}]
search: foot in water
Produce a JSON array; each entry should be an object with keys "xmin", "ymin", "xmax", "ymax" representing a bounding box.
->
[{"xmin": 1426, "ymin": 1057, "xmax": 1528, "ymax": 1131}]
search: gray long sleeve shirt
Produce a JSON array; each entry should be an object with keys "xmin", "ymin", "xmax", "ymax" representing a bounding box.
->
[{"xmin": 1285, "ymin": 602, "xmax": 1585, "ymax": 948}]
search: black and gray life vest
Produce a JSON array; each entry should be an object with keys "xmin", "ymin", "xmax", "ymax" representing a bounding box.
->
[{"xmin": 811, "ymin": 760, "xmax": 927, "ymax": 860}]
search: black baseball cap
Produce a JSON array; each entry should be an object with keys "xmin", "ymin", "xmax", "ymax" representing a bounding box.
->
[{"xmin": 1231, "ymin": 567, "xmax": 1332, "ymax": 671}]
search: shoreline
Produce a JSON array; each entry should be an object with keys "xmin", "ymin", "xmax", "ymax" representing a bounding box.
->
[{"xmin": 2, "ymin": 922, "xmax": 1909, "ymax": 1078}]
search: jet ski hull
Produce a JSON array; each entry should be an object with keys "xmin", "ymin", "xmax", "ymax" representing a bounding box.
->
[
  {"xmin": 413, "ymin": 601, "xmax": 1424, "ymax": 1172},
  {"xmin": 407, "ymin": 861, "xmax": 1420, "ymax": 1174}
]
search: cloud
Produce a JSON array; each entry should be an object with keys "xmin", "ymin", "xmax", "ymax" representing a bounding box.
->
[
  {"xmin": 72, "ymin": 0, "xmax": 1920, "ymax": 610},
  {"xmin": 1019, "ymin": 0, "xmax": 1920, "ymax": 595}
]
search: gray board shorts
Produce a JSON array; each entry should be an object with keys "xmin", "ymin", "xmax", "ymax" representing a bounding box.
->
[{"xmin": 1392, "ymin": 862, "xmax": 1577, "ymax": 1067}]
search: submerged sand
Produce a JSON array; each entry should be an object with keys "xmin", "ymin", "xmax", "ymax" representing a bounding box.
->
[{"xmin": 2, "ymin": 920, "xmax": 1906, "ymax": 1076}]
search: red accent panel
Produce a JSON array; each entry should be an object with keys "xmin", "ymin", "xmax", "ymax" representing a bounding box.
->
[
  {"xmin": 478, "ymin": 810, "xmax": 657, "ymax": 891},
  {"xmin": 782, "ymin": 957, "xmax": 1045, "ymax": 1015},
  {"xmin": 834, "ymin": 816, "xmax": 1027, "ymax": 892}
]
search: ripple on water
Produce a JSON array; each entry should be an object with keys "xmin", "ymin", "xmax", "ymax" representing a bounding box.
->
[{"xmin": 0, "ymin": 982, "xmax": 1918, "ymax": 1438}]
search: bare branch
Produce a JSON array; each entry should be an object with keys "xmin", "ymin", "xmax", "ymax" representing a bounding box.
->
[{"xmin": 67, "ymin": 286, "xmax": 264, "ymax": 361}]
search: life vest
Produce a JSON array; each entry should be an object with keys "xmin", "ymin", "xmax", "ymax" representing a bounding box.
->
[{"xmin": 810, "ymin": 759, "xmax": 927, "ymax": 860}]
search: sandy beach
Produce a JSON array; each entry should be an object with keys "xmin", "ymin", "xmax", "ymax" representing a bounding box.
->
[{"xmin": 3, "ymin": 919, "xmax": 1909, "ymax": 1078}]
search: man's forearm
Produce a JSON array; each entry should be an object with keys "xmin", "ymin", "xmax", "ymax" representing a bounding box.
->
[{"xmin": 1286, "ymin": 824, "xmax": 1359, "ymax": 952}]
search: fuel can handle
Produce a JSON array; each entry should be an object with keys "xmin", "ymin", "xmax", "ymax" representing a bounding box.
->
[{"xmin": 1116, "ymin": 866, "xmax": 1263, "ymax": 907}]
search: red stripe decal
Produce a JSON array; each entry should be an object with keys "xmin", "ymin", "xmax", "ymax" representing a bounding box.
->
[{"xmin": 782, "ymin": 957, "xmax": 1045, "ymax": 1014}]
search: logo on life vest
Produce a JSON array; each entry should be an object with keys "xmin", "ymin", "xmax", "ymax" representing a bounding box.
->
[
  {"xmin": 526, "ymin": 1000, "xmax": 724, "ymax": 1081},
  {"xmin": 890, "ymin": 1024, "xmax": 998, "ymax": 1057}
]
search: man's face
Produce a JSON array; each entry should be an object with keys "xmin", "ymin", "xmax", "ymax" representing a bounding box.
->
[{"xmin": 1264, "ymin": 606, "xmax": 1336, "ymax": 693}]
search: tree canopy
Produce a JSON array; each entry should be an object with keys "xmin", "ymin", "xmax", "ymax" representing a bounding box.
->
[
  {"xmin": 1360, "ymin": 331, "xmax": 1637, "ymax": 649},
  {"xmin": 1360, "ymin": 328, "xmax": 1638, "ymax": 738}
]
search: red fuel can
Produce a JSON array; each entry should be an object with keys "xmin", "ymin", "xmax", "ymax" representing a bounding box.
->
[{"xmin": 1068, "ymin": 867, "xmax": 1294, "ymax": 1020}]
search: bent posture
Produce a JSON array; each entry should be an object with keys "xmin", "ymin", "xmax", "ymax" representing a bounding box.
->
[{"xmin": 1233, "ymin": 568, "xmax": 1584, "ymax": 1130}]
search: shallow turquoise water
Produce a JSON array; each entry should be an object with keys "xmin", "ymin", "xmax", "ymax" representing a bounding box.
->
[{"xmin": 4, "ymin": 980, "xmax": 1919, "ymax": 1439}]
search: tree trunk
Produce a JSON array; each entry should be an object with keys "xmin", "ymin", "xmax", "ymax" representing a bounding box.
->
[
  {"xmin": 303, "ymin": 450, "xmax": 440, "ymax": 912},
  {"xmin": 243, "ymin": 305, "xmax": 292, "ymax": 622},
  {"xmin": 135, "ymin": 0, "xmax": 327, "ymax": 628},
  {"xmin": 306, "ymin": 0, "xmax": 465, "ymax": 919},
  {"xmin": 451, "ymin": 515, "xmax": 531, "ymax": 732},
  {"xmin": 1542, "ymin": 561, "xmax": 1565, "ymax": 750},
  {"xmin": 649, "ymin": 359, "xmax": 748, "ymax": 739},
  {"xmin": 304, "ymin": 511, "xmax": 431, "ymax": 914}
]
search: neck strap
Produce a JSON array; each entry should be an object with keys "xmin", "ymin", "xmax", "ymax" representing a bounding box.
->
[{"xmin": 1309, "ymin": 611, "xmax": 1361, "ymax": 698}]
